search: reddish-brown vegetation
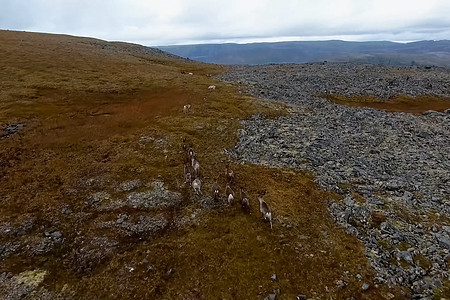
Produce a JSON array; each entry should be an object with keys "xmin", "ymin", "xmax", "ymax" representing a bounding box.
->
[{"xmin": 0, "ymin": 30, "xmax": 400, "ymax": 299}]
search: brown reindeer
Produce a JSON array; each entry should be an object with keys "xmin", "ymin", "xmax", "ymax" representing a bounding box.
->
[
  {"xmin": 182, "ymin": 137, "xmax": 188, "ymax": 153},
  {"xmin": 188, "ymin": 144, "xmax": 195, "ymax": 161},
  {"xmin": 225, "ymin": 163, "xmax": 234, "ymax": 184},
  {"xmin": 191, "ymin": 155, "xmax": 200, "ymax": 179},
  {"xmin": 184, "ymin": 162, "xmax": 192, "ymax": 184},
  {"xmin": 212, "ymin": 178, "xmax": 221, "ymax": 200},
  {"xmin": 258, "ymin": 192, "xmax": 272, "ymax": 229},
  {"xmin": 240, "ymin": 187, "xmax": 250, "ymax": 213}
]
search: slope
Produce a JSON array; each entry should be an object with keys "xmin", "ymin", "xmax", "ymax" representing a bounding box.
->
[{"xmin": 0, "ymin": 30, "xmax": 393, "ymax": 299}]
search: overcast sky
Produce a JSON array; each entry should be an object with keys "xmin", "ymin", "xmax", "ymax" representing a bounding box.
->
[{"xmin": 1, "ymin": 0, "xmax": 449, "ymax": 46}]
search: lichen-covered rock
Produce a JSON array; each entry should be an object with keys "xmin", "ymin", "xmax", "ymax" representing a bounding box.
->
[
  {"xmin": 0, "ymin": 269, "xmax": 47, "ymax": 300},
  {"xmin": 66, "ymin": 236, "xmax": 119, "ymax": 274},
  {"xmin": 115, "ymin": 179, "xmax": 142, "ymax": 192},
  {"xmin": 125, "ymin": 181, "xmax": 182, "ymax": 209},
  {"xmin": 99, "ymin": 214, "xmax": 168, "ymax": 237}
]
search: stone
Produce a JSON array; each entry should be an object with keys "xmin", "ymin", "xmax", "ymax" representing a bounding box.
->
[
  {"xmin": 368, "ymin": 196, "xmax": 385, "ymax": 206},
  {"xmin": 343, "ymin": 208, "xmax": 352, "ymax": 223},
  {"xmin": 433, "ymin": 279, "xmax": 442, "ymax": 288},
  {"xmin": 435, "ymin": 234, "xmax": 450, "ymax": 249},
  {"xmin": 51, "ymin": 231, "xmax": 62, "ymax": 239},
  {"xmin": 351, "ymin": 206, "xmax": 370, "ymax": 224},
  {"xmin": 402, "ymin": 191, "xmax": 414, "ymax": 202},
  {"xmin": 86, "ymin": 192, "xmax": 111, "ymax": 206},
  {"xmin": 397, "ymin": 251, "xmax": 414, "ymax": 265},
  {"xmin": 1, "ymin": 123, "xmax": 24, "ymax": 138},
  {"xmin": 362, "ymin": 283, "xmax": 370, "ymax": 291},
  {"xmin": 336, "ymin": 279, "xmax": 348, "ymax": 289},
  {"xmin": 344, "ymin": 196, "xmax": 356, "ymax": 206},
  {"xmin": 385, "ymin": 181, "xmax": 402, "ymax": 191},
  {"xmin": 442, "ymin": 226, "xmax": 450, "ymax": 234},
  {"xmin": 115, "ymin": 179, "xmax": 142, "ymax": 192},
  {"xmin": 418, "ymin": 131, "xmax": 430, "ymax": 139}
]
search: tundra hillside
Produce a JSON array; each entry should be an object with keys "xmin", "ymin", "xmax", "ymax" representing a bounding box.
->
[{"xmin": 0, "ymin": 30, "xmax": 393, "ymax": 299}]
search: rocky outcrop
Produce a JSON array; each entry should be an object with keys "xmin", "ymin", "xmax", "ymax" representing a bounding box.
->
[
  {"xmin": 220, "ymin": 62, "xmax": 450, "ymax": 100},
  {"xmin": 219, "ymin": 62, "xmax": 450, "ymax": 298}
]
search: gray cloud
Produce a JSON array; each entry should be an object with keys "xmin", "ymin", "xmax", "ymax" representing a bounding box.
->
[{"xmin": 0, "ymin": 0, "xmax": 449, "ymax": 45}]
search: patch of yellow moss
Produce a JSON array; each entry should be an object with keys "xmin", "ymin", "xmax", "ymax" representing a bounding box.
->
[{"xmin": 16, "ymin": 269, "xmax": 47, "ymax": 287}]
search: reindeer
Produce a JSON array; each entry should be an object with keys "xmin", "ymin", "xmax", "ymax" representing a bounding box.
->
[
  {"xmin": 184, "ymin": 162, "xmax": 192, "ymax": 184},
  {"xmin": 225, "ymin": 163, "xmax": 234, "ymax": 184},
  {"xmin": 188, "ymin": 144, "xmax": 195, "ymax": 161},
  {"xmin": 212, "ymin": 178, "xmax": 221, "ymax": 200},
  {"xmin": 240, "ymin": 187, "xmax": 250, "ymax": 213},
  {"xmin": 258, "ymin": 192, "xmax": 272, "ymax": 229},
  {"xmin": 225, "ymin": 183, "xmax": 235, "ymax": 205},
  {"xmin": 191, "ymin": 155, "xmax": 200, "ymax": 178},
  {"xmin": 182, "ymin": 137, "xmax": 188, "ymax": 153},
  {"xmin": 183, "ymin": 104, "xmax": 191, "ymax": 113},
  {"xmin": 192, "ymin": 178, "xmax": 202, "ymax": 195}
]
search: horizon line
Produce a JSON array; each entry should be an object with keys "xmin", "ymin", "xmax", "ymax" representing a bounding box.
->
[
  {"xmin": 156, "ymin": 39, "xmax": 450, "ymax": 47},
  {"xmin": 1, "ymin": 29, "xmax": 448, "ymax": 48}
]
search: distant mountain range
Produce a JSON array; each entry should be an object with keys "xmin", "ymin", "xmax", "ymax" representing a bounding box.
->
[{"xmin": 158, "ymin": 40, "xmax": 450, "ymax": 67}]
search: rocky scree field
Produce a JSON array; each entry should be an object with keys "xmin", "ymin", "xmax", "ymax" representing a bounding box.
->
[
  {"xmin": 219, "ymin": 62, "xmax": 450, "ymax": 299},
  {"xmin": 0, "ymin": 30, "xmax": 404, "ymax": 299}
]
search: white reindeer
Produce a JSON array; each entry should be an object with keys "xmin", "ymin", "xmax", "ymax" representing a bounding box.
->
[
  {"xmin": 225, "ymin": 183, "xmax": 235, "ymax": 205},
  {"xmin": 208, "ymin": 85, "xmax": 216, "ymax": 90},
  {"xmin": 192, "ymin": 178, "xmax": 202, "ymax": 195}
]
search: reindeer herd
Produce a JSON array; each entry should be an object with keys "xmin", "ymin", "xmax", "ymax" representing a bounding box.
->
[{"xmin": 181, "ymin": 138, "xmax": 273, "ymax": 229}]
